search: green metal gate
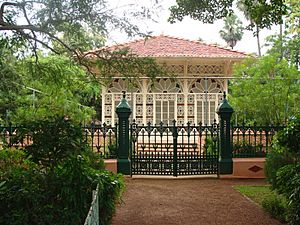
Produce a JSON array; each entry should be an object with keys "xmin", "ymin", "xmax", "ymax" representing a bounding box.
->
[{"xmin": 130, "ymin": 120, "xmax": 219, "ymax": 176}]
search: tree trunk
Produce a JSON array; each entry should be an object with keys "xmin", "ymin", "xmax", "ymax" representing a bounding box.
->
[
  {"xmin": 256, "ymin": 25, "xmax": 261, "ymax": 56},
  {"xmin": 279, "ymin": 23, "xmax": 283, "ymax": 60}
]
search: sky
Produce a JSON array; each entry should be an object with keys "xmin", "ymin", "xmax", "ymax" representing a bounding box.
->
[{"xmin": 107, "ymin": 0, "xmax": 281, "ymax": 55}]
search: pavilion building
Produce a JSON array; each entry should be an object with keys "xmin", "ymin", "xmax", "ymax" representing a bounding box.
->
[{"xmin": 95, "ymin": 35, "xmax": 248, "ymax": 126}]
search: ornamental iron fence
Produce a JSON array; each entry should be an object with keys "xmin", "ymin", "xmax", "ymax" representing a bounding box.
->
[
  {"xmin": 130, "ymin": 120, "xmax": 219, "ymax": 176},
  {"xmin": 0, "ymin": 123, "xmax": 118, "ymax": 159},
  {"xmin": 232, "ymin": 123, "xmax": 285, "ymax": 158}
]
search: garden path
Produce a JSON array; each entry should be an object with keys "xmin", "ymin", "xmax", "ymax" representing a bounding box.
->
[{"xmin": 111, "ymin": 178, "xmax": 283, "ymax": 225}]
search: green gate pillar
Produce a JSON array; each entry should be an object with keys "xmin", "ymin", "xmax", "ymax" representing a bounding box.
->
[
  {"xmin": 216, "ymin": 92, "xmax": 234, "ymax": 175},
  {"xmin": 116, "ymin": 91, "xmax": 132, "ymax": 175}
]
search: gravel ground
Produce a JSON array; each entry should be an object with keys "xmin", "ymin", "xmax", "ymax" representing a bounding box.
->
[{"xmin": 111, "ymin": 177, "xmax": 284, "ymax": 225}]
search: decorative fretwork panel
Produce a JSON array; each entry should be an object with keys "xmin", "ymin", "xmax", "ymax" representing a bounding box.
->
[
  {"xmin": 187, "ymin": 64, "xmax": 224, "ymax": 75},
  {"xmin": 189, "ymin": 79, "xmax": 224, "ymax": 93},
  {"xmin": 177, "ymin": 94, "xmax": 184, "ymax": 104},
  {"xmin": 152, "ymin": 78, "xmax": 182, "ymax": 93},
  {"xmin": 187, "ymin": 94, "xmax": 195, "ymax": 124},
  {"xmin": 114, "ymin": 93, "xmax": 131, "ymax": 102},
  {"xmin": 146, "ymin": 94, "xmax": 153, "ymax": 104},
  {"xmin": 146, "ymin": 106, "xmax": 153, "ymax": 117},
  {"xmin": 105, "ymin": 105, "xmax": 112, "ymax": 116},
  {"xmin": 136, "ymin": 94, "xmax": 143, "ymax": 104},
  {"xmin": 136, "ymin": 105, "xmax": 143, "ymax": 116},
  {"xmin": 105, "ymin": 95, "xmax": 112, "ymax": 104},
  {"xmin": 177, "ymin": 106, "xmax": 184, "ymax": 117},
  {"xmin": 107, "ymin": 78, "xmax": 140, "ymax": 93},
  {"xmin": 103, "ymin": 91, "xmax": 223, "ymax": 126},
  {"xmin": 165, "ymin": 64, "xmax": 184, "ymax": 74},
  {"xmin": 135, "ymin": 93, "xmax": 143, "ymax": 125}
]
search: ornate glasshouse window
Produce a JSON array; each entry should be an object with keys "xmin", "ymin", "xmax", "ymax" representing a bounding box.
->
[{"xmin": 102, "ymin": 77, "xmax": 225, "ymax": 126}]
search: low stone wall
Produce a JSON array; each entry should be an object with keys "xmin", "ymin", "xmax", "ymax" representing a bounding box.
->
[
  {"xmin": 232, "ymin": 158, "xmax": 266, "ymax": 178},
  {"xmin": 104, "ymin": 159, "xmax": 118, "ymax": 173}
]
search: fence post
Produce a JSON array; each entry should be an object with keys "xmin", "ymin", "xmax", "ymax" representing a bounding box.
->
[
  {"xmin": 216, "ymin": 92, "xmax": 234, "ymax": 175},
  {"xmin": 172, "ymin": 120, "xmax": 178, "ymax": 177},
  {"xmin": 116, "ymin": 91, "xmax": 132, "ymax": 175}
]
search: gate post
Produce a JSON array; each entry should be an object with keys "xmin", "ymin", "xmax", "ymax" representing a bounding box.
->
[
  {"xmin": 116, "ymin": 91, "xmax": 132, "ymax": 175},
  {"xmin": 216, "ymin": 92, "xmax": 234, "ymax": 175}
]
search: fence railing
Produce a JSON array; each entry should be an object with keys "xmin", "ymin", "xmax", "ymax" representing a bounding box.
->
[
  {"xmin": 82, "ymin": 123, "xmax": 118, "ymax": 158},
  {"xmin": 1, "ymin": 122, "xmax": 286, "ymax": 159},
  {"xmin": 0, "ymin": 124, "xmax": 118, "ymax": 159},
  {"xmin": 131, "ymin": 121, "xmax": 219, "ymax": 154},
  {"xmin": 84, "ymin": 184, "xmax": 99, "ymax": 225},
  {"xmin": 232, "ymin": 123, "xmax": 285, "ymax": 158},
  {"xmin": 130, "ymin": 120, "xmax": 220, "ymax": 176}
]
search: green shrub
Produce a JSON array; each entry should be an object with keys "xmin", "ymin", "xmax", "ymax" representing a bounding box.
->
[
  {"xmin": 276, "ymin": 116, "xmax": 300, "ymax": 157},
  {"xmin": 16, "ymin": 117, "xmax": 86, "ymax": 170},
  {"xmin": 204, "ymin": 137, "xmax": 217, "ymax": 154},
  {"xmin": 0, "ymin": 150, "xmax": 43, "ymax": 225},
  {"xmin": 276, "ymin": 164, "xmax": 300, "ymax": 225},
  {"xmin": 265, "ymin": 116, "xmax": 300, "ymax": 225},
  {"xmin": 233, "ymin": 141, "xmax": 264, "ymax": 157},
  {"xmin": 0, "ymin": 118, "xmax": 124, "ymax": 225},
  {"xmin": 265, "ymin": 149, "xmax": 293, "ymax": 188},
  {"xmin": 98, "ymin": 172, "xmax": 125, "ymax": 225},
  {"xmin": 262, "ymin": 192, "xmax": 288, "ymax": 222}
]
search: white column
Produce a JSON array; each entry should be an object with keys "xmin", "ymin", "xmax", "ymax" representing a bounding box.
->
[
  {"xmin": 111, "ymin": 93, "xmax": 115, "ymax": 126},
  {"xmin": 142, "ymin": 79, "xmax": 147, "ymax": 125},
  {"xmin": 183, "ymin": 79, "xmax": 188, "ymax": 124},
  {"xmin": 223, "ymin": 79, "xmax": 228, "ymax": 93},
  {"xmin": 132, "ymin": 93, "xmax": 136, "ymax": 121},
  {"xmin": 174, "ymin": 94, "xmax": 177, "ymax": 122},
  {"xmin": 194, "ymin": 94, "xmax": 197, "ymax": 124},
  {"xmin": 153, "ymin": 95, "xmax": 156, "ymax": 125},
  {"xmin": 101, "ymin": 87, "xmax": 106, "ymax": 123},
  {"xmin": 215, "ymin": 93, "xmax": 219, "ymax": 123}
]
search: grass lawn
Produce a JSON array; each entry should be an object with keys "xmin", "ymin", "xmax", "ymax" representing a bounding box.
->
[
  {"xmin": 235, "ymin": 185, "xmax": 288, "ymax": 223},
  {"xmin": 234, "ymin": 185, "xmax": 274, "ymax": 206}
]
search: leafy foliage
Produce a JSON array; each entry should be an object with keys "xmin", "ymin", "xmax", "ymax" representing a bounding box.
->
[
  {"xmin": 275, "ymin": 116, "xmax": 300, "ymax": 156},
  {"xmin": 230, "ymin": 54, "xmax": 300, "ymax": 124},
  {"xmin": 83, "ymin": 47, "xmax": 168, "ymax": 87},
  {"xmin": 0, "ymin": 0, "xmax": 161, "ymax": 56},
  {"xmin": 276, "ymin": 164, "xmax": 300, "ymax": 225},
  {"xmin": 0, "ymin": 50, "xmax": 100, "ymax": 123},
  {"xmin": 265, "ymin": 116, "xmax": 300, "ymax": 224},
  {"xmin": 219, "ymin": 13, "xmax": 244, "ymax": 49},
  {"xmin": 261, "ymin": 191, "xmax": 288, "ymax": 222},
  {"xmin": 265, "ymin": 149, "xmax": 294, "ymax": 188},
  {"xmin": 0, "ymin": 118, "xmax": 124, "ymax": 225},
  {"xmin": 168, "ymin": 0, "xmax": 287, "ymax": 29},
  {"xmin": 18, "ymin": 117, "xmax": 85, "ymax": 170}
]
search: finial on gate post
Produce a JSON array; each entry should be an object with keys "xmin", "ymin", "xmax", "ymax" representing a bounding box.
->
[
  {"xmin": 122, "ymin": 91, "xmax": 126, "ymax": 99},
  {"xmin": 223, "ymin": 91, "xmax": 226, "ymax": 100}
]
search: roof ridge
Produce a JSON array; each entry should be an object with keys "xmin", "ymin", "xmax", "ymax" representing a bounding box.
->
[
  {"xmin": 153, "ymin": 34, "xmax": 248, "ymax": 55},
  {"xmin": 86, "ymin": 34, "xmax": 249, "ymax": 57}
]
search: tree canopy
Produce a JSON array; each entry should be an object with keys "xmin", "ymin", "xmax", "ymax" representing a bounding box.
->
[
  {"xmin": 0, "ymin": 1, "xmax": 168, "ymax": 123},
  {"xmin": 230, "ymin": 54, "xmax": 300, "ymax": 124},
  {"xmin": 219, "ymin": 14, "xmax": 244, "ymax": 49},
  {"xmin": 0, "ymin": 47, "xmax": 99, "ymax": 124},
  {"xmin": 0, "ymin": 0, "xmax": 160, "ymax": 56},
  {"xmin": 168, "ymin": 0, "xmax": 287, "ymax": 30}
]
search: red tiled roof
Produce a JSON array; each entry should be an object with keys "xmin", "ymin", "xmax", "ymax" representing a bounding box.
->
[{"xmin": 90, "ymin": 35, "xmax": 248, "ymax": 59}]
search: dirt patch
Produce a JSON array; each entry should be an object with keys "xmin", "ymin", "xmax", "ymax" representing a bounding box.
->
[{"xmin": 111, "ymin": 178, "xmax": 283, "ymax": 225}]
